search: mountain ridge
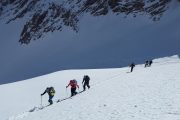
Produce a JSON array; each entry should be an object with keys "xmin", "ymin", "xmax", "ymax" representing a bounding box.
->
[{"xmin": 0, "ymin": 0, "xmax": 174, "ymax": 44}]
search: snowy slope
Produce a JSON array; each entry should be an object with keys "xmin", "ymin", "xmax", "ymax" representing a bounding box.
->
[
  {"xmin": 0, "ymin": 0, "xmax": 180, "ymax": 84},
  {"xmin": 0, "ymin": 55, "xmax": 180, "ymax": 120}
]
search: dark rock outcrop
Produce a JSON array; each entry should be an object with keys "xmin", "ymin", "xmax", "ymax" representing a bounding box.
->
[{"xmin": 0, "ymin": 0, "xmax": 172, "ymax": 44}]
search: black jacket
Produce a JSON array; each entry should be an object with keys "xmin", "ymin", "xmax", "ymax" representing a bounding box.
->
[{"xmin": 82, "ymin": 75, "xmax": 90, "ymax": 84}]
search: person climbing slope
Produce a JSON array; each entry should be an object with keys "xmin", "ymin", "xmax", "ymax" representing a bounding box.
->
[
  {"xmin": 82, "ymin": 75, "xmax": 90, "ymax": 91},
  {"xmin": 66, "ymin": 79, "xmax": 79, "ymax": 97},
  {"xmin": 41, "ymin": 87, "xmax": 55, "ymax": 105}
]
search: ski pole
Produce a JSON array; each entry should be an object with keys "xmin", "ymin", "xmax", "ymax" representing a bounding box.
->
[{"xmin": 66, "ymin": 87, "xmax": 68, "ymax": 97}]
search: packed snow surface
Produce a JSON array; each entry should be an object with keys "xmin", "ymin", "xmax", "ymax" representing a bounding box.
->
[{"xmin": 0, "ymin": 55, "xmax": 180, "ymax": 120}]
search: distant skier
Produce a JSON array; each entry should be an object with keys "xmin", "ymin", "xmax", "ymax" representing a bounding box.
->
[
  {"xmin": 145, "ymin": 60, "xmax": 149, "ymax": 67},
  {"xmin": 82, "ymin": 75, "xmax": 90, "ymax": 91},
  {"xmin": 66, "ymin": 79, "xmax": 79, "ymax": 97},
  {"xmin": 149, "ymin": 60, "xmax": 153, "ymax": 67},
  {"xmin": 129, "ymin": 62, "xmax": 135, "ymax": 72},
  {"xmin": 41, "ymin": 87, "xmax": 55, "ymax": 105}
]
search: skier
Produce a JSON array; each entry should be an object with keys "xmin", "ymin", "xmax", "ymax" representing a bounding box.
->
[
  {"xmin": 41, "ymin": 87, "xmax": 55, "ymax": 105},
  {"xmin": 145, "ymin": 60, "xmax": 149, "ymax": 67},
  {"xmin": 82, "ymin": 75, "xmax": 90, "ymax": 91},
  {"xmin": 129, "ymin": 62, "xmax": 135, "ymax": 72},
  {"xmin": 66, "ymin": 79, "xmax": 79, "ymax": 97},
  {"xmin": 149, "ymin": 60, "xmax": 153, "ymax": 67}
]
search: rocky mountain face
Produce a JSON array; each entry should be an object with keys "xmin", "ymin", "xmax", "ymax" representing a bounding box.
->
[{"xmin": 0, "ymin": 0, "xmax": 173, "ymax": 44}]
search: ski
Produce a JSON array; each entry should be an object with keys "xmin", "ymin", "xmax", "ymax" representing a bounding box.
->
[{"xmin": 56, "ymin": 90, "xmax": 85, "ymax": 103}]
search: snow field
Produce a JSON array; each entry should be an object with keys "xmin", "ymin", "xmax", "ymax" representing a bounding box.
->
[{"xmin": 0, "ymin": 55, "xmax": 180, "ymax": 120}]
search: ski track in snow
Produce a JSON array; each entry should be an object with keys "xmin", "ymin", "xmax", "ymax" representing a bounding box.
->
[
  {"xmin": 8, "ymin": 112, "xmax": 29, "ymax": 120},
  {"xmin": 3, "ymin": 56, "xmax": 180, "ymax": 120}
]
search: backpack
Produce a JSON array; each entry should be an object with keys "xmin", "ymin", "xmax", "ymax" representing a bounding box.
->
[
  {"xmin": 49, "ymin": 87, "xmax": 55, "ymax": 96},
  {"xmin": 70, "ymin": 79, "xmax": 77, "ymax": 88},
  {"xmin": 84, "ymin": 75, "xmax": 90, "ymax": 81},
  {"xmin": 71, "ymin": 79, "xmax": 77, "ymax": 84},
  {"xmin": 74, "ymin": 79, "xmax": 77, "ymax": 84}
]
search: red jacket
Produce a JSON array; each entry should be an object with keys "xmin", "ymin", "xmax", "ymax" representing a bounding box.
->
[{"xmin": 67, "ymin": 80, "xmax": 79, "ymax": 88}]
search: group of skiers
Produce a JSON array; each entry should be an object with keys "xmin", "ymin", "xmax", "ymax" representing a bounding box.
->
[
  {"xmin": 129, "ymin": 60, "xmax": 153, "ymax": 72},
  {"xmin": 41, "ymin": 75, "xmax": 90, "ymax": 105},
  {"xmin": 41, "ymin": 60, "xmax": 153, "ymax": 105},
  {"xmin": 144, "ymin": 60, "xmax": 153, "ymax": 67}
]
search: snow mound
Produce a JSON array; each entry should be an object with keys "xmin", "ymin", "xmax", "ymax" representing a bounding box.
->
[
  {"xmin": 1, "ymin": 55, "xmax": 180, "ymax": 120},
  {"xmin": 153, "ymin": 55, "xmax": 180, "ymax": 64}
]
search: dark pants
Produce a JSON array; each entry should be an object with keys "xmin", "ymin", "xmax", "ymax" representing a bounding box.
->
[
  {"xmin": 131, "ymin": 67, "xmax": 134, "ymax": 72},
  {"xmin": 48, "ymin": 95, "xmax": 54, "ymax": 105},
  {"xmin": 71, "ymin": 88, "xmax": 77, "ymax": 97},
  {"xmin": 83, "ymin": 82, "xmax": 90, "ymax": 91},
  {"xmin": 145, "ymin": 63, "xmax": 148, "ymax": 67}
]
